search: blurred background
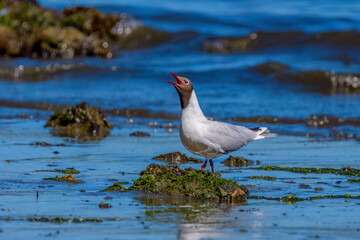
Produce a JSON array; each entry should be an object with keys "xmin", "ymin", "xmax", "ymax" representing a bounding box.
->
[
  {"xmin": 1, "ymin": 0, "xmax": 360, "ymax": 138},
  {"xmin": 1, "ymin": 0, "xmax": 360, "ymax": 239}
]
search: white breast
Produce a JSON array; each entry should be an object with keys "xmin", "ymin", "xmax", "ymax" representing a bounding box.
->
[{"xmin": 179, "ymin": 91, "xmax": 225, "ymax": 158}]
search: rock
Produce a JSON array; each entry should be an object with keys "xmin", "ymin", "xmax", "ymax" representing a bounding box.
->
[
  {"xmin": 99, "ymin": 202, "xmax": 112, "ymax": 209},
  {"xmin": 130, "ymin": 131, "xmax": 150, "ymax": 137},
  {"xmin": 221, "ymin": 156, "xmax": 254, "ymax": 167},
  {"xmin": 45, "ymin": 102, "xmax": 111, "ymax": 141},
  {"xmin": 152, "ymin": 151, "xmax": 203, "ymax": 164},
  {"xmin": 131, "ymin": 164, "xmax": 248, "ymax": 199}
]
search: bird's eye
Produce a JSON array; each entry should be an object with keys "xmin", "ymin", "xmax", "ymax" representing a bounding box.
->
[{"xmin": 184, "ymin": 80, "xmax": 189, "ymax": 85}]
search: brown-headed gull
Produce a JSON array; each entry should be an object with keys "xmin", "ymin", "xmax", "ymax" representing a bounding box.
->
[{"xmin": 167, "ymin": 72, "xmax": 276, "ymax": 173}]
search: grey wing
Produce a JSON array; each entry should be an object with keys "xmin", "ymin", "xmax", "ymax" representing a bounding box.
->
[{"xmin": 202, "ymin": 121, "xmax": 257, "ymax": 153}]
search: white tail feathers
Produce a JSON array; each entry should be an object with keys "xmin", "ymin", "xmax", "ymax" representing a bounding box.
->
[{"xmin": 251, "ymin": 127, "xmax": 277, "ymax": 140}]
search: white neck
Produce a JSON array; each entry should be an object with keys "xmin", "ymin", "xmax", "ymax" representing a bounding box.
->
[{"xmin": 181, "ymin": 90, "xmax": 207, "ymax": 121}]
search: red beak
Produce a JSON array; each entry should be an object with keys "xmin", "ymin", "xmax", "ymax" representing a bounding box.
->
[{"xmin": 167, "ymin": 72, "xmax": 182, "ymax": 85}]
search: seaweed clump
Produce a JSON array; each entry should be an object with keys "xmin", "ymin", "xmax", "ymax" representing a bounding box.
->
[
  {"xmin": 221, "ymin": 155, "xmax": 254, "ymax": 167},
  {"xmin": 45, "ymin": 102, "xmax": 111, "ymax": 141},
  {"xmin": 43, "ymin": 174, "xmax": 82, "ymax": 184},
  {"xmin": 103, "ymin": 164, "xmax": 248, "ymax": 200},
  {"xmin": 152, "ymin": 152, "xmax": 203, "ymax": 164}
]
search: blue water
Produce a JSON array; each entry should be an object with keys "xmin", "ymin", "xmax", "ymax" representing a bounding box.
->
[{"xmin": 1, "ymin": 0, "xmax": 360, "ymax": 239}]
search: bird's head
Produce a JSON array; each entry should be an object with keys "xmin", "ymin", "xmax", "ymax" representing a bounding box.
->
[{"xmin": 167, "ymin": 72, "xmax": 194, "ymax": 109}]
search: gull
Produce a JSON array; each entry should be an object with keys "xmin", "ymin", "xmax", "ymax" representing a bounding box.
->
[{"xmin": 167, "ymin": 72, "xmax": 276, "ymax": 173}]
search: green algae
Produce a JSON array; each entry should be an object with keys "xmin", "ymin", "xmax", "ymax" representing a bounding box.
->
[
  {"xmin": 27, "ymin": 217, "xmax": 102, "ymax": 223},
  {"xmin": 102, "ymin": 164, "xmax": 248, "ymax": 200},
  {"xmin": 221, "ymin": 155, "xmax": 254, "ymax": 167},
  {"xmin": 43, "ymin": 174, "xmax": 82, "ymax": 184},
  {"xmin": 45, "ymin": 102, "xmax": 111, "ymax": 141},
  {"xmin": 348, "ymin": 178, "xmax": 360, "ymax": 183},
  {"xmin": 248, "ymin": 194, "xmax": 303, "ymax": 203},
  {"xmin": 248, "ymin": 175, "xmax": 276, "ymax": 181},
  {"xmin": 254, "ymin": 165, "xmax": 360, "ymax": 177},
  {"xmin": 152, "ymin": 152, "xmax": 202, "ymax": 164},
  {"xmin": 36, "ymin": 168, "xmax": 79, "ymax": 174},
  {"xmin": 248, "ymin": 194, "xmax": 360, "ymax": 203}
]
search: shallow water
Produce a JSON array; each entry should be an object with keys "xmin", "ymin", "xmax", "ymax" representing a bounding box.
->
[{"xmin": 1, "ymin": 0, "xmax": 360, "ymax": 239}]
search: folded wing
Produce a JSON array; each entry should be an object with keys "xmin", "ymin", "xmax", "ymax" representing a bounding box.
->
[{"xmin": 201, "ymin": 120, "xmax": 257, "ymax": 154}]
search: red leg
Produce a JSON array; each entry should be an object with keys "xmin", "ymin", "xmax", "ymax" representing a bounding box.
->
[
  {"xmin": 210, "ymin": 159, "xmax": 214, "ymax": 173},
  {"xmin": 200, "ymin": 159, "xmax": 208, "ymax": 170}
]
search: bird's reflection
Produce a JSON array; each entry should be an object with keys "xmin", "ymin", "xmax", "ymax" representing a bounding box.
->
[{"xmin": 136, "ymin": 194, "xmax": 251, "ymax": 240}]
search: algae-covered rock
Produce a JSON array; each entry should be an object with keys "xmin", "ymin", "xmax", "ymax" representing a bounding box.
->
[
  {"xmin": 132, "ymin": 164, "xmax": 248, "ymax": 199},
  {"xmin": 0, "ymin": 0, "xmax": 170, "ymax": 59},
  {"xmin": 152, "ymin": 151, "xmax": 202, "ymax": 164},
  {"xmin": 43, "ymin": 174, "xmax": 82, "ymax": 184},
  {"xmin": 101, "ymin": 182, "xmax": 126, "ymax": 192},
  {"xmin": 102, "ymin": 164, "xmax": 248, "ymax": 200},
  {"xmin": 221, "ymin": 156, "xmax": 254, "ymax": 167},
  {"xmin": 45, "ymin": 102, "xmax": 111, "ymax": 141}
]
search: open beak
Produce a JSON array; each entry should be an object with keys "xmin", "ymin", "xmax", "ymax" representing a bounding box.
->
[{"xmin": 167, "ymin": 72, "xmax": 182, "ymax": 85}]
